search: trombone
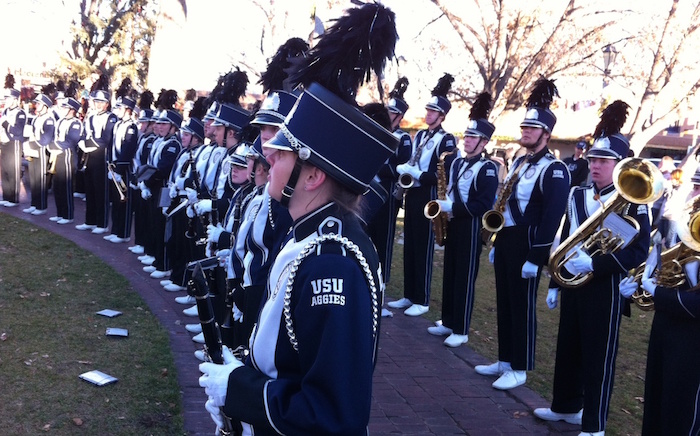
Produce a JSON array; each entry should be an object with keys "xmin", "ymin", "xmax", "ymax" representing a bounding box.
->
[
  {"xmin": 107, "ymin": 162, "xmax": 128, "ymax": 203},
  {"xmin": 549, "ymin": 158, "xmax": 665, "ymax": 288}
]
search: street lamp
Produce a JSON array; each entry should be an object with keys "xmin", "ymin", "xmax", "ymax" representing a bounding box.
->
[{"xmin": 602, "ymin": 44, "xmax": 618, "ymax": 87}]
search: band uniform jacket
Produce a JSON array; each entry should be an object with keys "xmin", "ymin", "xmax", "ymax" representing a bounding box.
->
[
  {"xmin": 1, "ymin": 105, "xmax": 27, "ymax": 142},
  {"xmin": 111, "ymin": 118, "xmax": 138, "ymax": 169},
  {"xmin": 224, "ymin": 202, "xmax": 382, "ymax": 435},
  {"xmin": 642, "ymin": 274, "xmax": 700, "ymax": 435},
  {"xmin": 501, "ymin": 148, "xmax": 571, "ymax": 266},
  {"xmin": 84, "ymin": 110, "xmax": 118, "ymax": 153}
]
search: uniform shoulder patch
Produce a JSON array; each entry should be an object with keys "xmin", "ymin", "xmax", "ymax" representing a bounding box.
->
[
  {"xmin": 310, "ymin": 277, "xmax": 346, "ymax": 307},
  {"xmin": 636, "ymin": 204, "xmax": 648, "ymax": 215},
  {"xmin": 552, "ymin": 169, "xmax": 566, "ymax": 179},
  {"xmin": 485, "ymin": 168, "xmax": 497, "ymax": 178}
]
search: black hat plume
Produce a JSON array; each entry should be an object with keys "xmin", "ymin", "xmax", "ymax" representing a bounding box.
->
[
  {"xmin": 286, "ymin": 2, "xmax": 398, "ymax": 104},
  {"xmin": 525, "ymin": 77, "xmax": 559, "ymax": 109},
  {"xmin": 116, "ymin": 78, "xmax": 132, "ymax": 99},
  {"xmin": 470, "ymin": 92, "xmax": 492, "ymax": 121},
  {"xmin": 158, "ymin": 89, "xmax": 178, "ymax": 111},
  {"xmin": 138, "ymin": 89, "xmax": 154, "ymax": 110},
  {"xmin": 259, "ymin": 37, "xmax": 310, "ymax": 93},
  {"xmin": 432, "ymin": 73, "xmax": 454, "ymax": 99},
  {"xmin": 593, "ymin": 100, "xmax": 630, "ymax": 139},
  {"xmin": 4, "ymin": 73, "xmax": 15, "ymax": 90},
  {"xmin": 219, "ymin": 68, "xmax": 248, "ymax": 107},
  {"xmin": 389, "ymin": 76, "xmax": 409, "ymax": 101},
  {"xmin": 55, "ymin": 80, "xmax": 66, "ymax": 94},
  {"xmin": 65, "ymin": 80, "xmax": 80, "ymax": 99},
  {"xmin": 189, "ymin": 96, "xmax": 208, "ymax": 121},
  {"xmin": 41, "ymin": 83, "xmax": 57, "ymax": 100},
  {"xmin": 90, "ymin": 73, "xmax": 110, "ymax": 93}
]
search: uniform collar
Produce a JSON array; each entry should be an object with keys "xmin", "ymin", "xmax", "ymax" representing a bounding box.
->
[
  {"xmin": 527, "ymin": 146, "xmax": 551, "ymax": 163},
  {"xmin": 291, "ymin": 202, "xmax": 340, "ymax": 242},
  {"xmin": 593, "ymin": 182, "xmax": 615, "ymax": 197}
]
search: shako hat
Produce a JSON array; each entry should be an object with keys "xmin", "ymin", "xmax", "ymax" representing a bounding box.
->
[
  {"xmin": 4, "ymin": 74, "xmax": 19, "ymax": 98},
  {"xmin": 33, "ymin": 93, "xmax": 53, "ymax": 108},
  {"xmin": 464, "ymin": 92, "xmax": 495, "ymax": 140},
  {"xmin": 520, "ymin": 77, "xmax": 559, "ymax": 132},
  {"xmin": 388, "ymin": 77, "xmax": 409, "ymax": 115},
  {"xmin": 587, "ymin": 100, "xmax": 631, "ymax": 160},
  {"xmin": 425, "ymin": 73, "xmax": 453, "ymax": 114}
]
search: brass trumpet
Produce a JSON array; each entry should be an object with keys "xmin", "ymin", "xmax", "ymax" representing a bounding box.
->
[
  {"xmin": 549, "ymin": 158, "xmax": 665, "ymax": 288},
  {"xmin": 107, "ymin": 162, "xmax": 128, "ymax": 203},
  {"xmin": 631, "ymin": 197, "xmax": 700, "ymax": 310}
]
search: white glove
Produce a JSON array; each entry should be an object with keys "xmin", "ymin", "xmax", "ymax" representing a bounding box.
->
[
  {"xmin": 546, "ymin": 288, "xmax": 559, "ymax": 309},
  {"xmin": 408, "ymin": 165, "xmax": 423, "ymax": 181},
  {"xmin": 141, "ymin": 187, "xmax": 152, "ymax": 200},
  {"xmin": 488, "ymin": 247, "xmax": 495, "ymax": 264},
  {"xmin": 185, "ymin": 187, "xmax": 198, "ymax": 204},
  {"xmin": 618, "ymin": 276, "xmax": 639, "ymax": 298},
  {"xmin": 216, "ymin": 249, "xmax": 230, "ymax": 263},
  {"xmin": 396, "ymin": 163, "xmax": 410, "ymax": 175},
  {"xmin": 204, "ymin": 398, "xmax": 225, "ymax": 430},
  {"xmin": 207, "ymin": 224, "xmax": 224, "ymax": 243},
  {"xmin": 169, "ymin": 183, "xmax": 178, "ymax": 199},
  {"xmin": 195, "ymin": 199, "xmax": 213, "ymax": 215},
  {"xmin": 436, "ymin": 199, "xmax": 453, "ymax": 214},
  {"xmin": 232, "ymin": 303, "xmax": 243, "ymax": 323},
  {"xmin": 199, "ymin": 346, "xmax": 243, "ymax": 408},
  {"xmin": 107, "ymin": 171, "xmax": 113, "ymax": 180},
  {"xmin": 175, "ymin": 176, "xmax": 186, "ymax": 191},
  {"xmin": 685, "ymin": 260, "xmax": 700, "ymax": 288},
  {"xmin": 112, "ymin": 172, "xmax": 123, "ymax": 184},
  {"xmin": 186, "ymin": 205, "xmax": 196, "ymax": 218},
  {"xmin": 162, "ymin": 206, "xmax": 168, "ymax": 215},
  {"xmin": 138, "ymin": 181, "xmax": 146, "ymax": 191},
  {"xmin": 564, "ymin": 248, "xmax": 593, "ymax": 276},
  {"xmin": 521, "ymin": 261, "xmax": 539, "ymax": 279},
  {"xmin": 641, "ymin": 276, "xmax": 658, "ymax": 297}
]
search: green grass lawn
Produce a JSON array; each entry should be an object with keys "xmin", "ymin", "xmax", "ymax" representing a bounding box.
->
[
  {"xmin": 387, "ymin": 221, "xmax": 651, "ymax": 436},
  {"xmin": 0, "ymin": 214, "xmax": 184, "ymax": 435}
]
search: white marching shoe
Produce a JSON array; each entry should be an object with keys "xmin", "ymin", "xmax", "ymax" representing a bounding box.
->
[
  {"xmin": 194, "ymin": 349, "xmax": 206, "ymax": 362},
  {"xmin": 164, "ymin": 283, "xmax": 186, "ymax": 292},
  {"xmin": 475, "ymin": 361, "xmax": 512, "ymax": 376},
  {"xmin": 183, "ymin": 305, "xmax": 198, "ymax": 317},
  {"xmin": 57, "ymin": 218, "xmax": 74, "ymax": 225},
  {"xmin": 31, "ymin": 209, "xmax": 47, "ymax": 215},
  {"xmin": 91, "ymin": 227, "xmax": 108, "ymax": 234},
  {"xmin": 533, "ymin": 408, "xmax": 583, "ymax": 425},
  {"xmin": 49, "ymin": 216, "xmax": 61, "ymax": 221},
  {"xmin": 427, "ymin": 320, "xmax": 452, "ymax": 336},
  {"xmin": 176, "ymin": 295, "xmax": 196, "ymax": 305},
  {"xmin": 129, "ymin": 245, "xmax": 145, "ymax": 254},
  {"xmin": 492, "ymin": 370, "xmax": 527, "ymax": 390},
  {"xmin": 185, "ymin": 323, "xmax": 202, "ymax": 333},
  {"xmin": 381, "ymin": 308, "xmax": 393, "ymax": 318},
  {"xmin": 579, "ymin": 432, "xmax": 604, "ymax": 436},
  {"xmin": 150, "ymin": 270, "xmax": 169, "ymax": 279},
  {"xmin": 23, "ymin": 206, "xmax": 36, "ymax": 213},
  {"xmin": 404, "ymin": 304, "xmax": 429, "ymax": 316},
  {"xmin": 75, "ymin": 223, "xmax": 96, "ymax": 231},
  {"xmin": 192, "ymin": 333, "xmax": 205, "ymax": 344},
  {"xmin": 443, "ymin": 334, "xmax": 468, "ymax": 347},
  {"xmin": 387, "ymin": 298, "xmax": 411, "ymax": 309},
  {"xmin": 143, "ymin": 266, "xmax": 157, "ymax": 273},
  {"xmin": 160, "ymin": 280, "xmax": 173, "ymax": 287}
]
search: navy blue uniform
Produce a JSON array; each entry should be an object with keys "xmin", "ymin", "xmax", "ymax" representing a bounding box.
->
[
  {"xmin": 1, "ymin": 106, "xmax": 27, "ymax": 203},
  {"xmin": 548, "ymin": 183, "xmax": 650, "ymax": 433},
  {"xmin": 493, "ymin": 148, "xmax": 569, "ymax": 370},
  {"xmin": 402, "ymin": 127, "xmax": 456, "ymax": 306},
  {"xmin": 642, "ymin": 280, "xmax": 700, "ymax": 435},
  {"xmin": 132, "ymin": 131, "xmax": 157, "ymax": 251},
  {"xmin": 564, "ymin": 156, "xmax": 589, "ymax": 187},
  {"xmin": 83, "ymin": 110, "xmax": 118, "ymax": 228},
  {"xmin": 26, "ymin": 111, "xmax": 55, "ymax": 211},
  {"xmin": 440, "ymin": 155, "xmax": 498, "ymax": 335},
  {"xmin": 109, "ymin": 118, "xmax": 138, "ymax": 238},
  {"xmin": 367, "ymin": 128, "xmax": 411, "ymax": 284},
  {"xmin": 50, "ymin": 116, "xmax": 82, "ymax": 219},
  {"xmin": 225, "ymin": 202, "xmax": 382, "ymax": 435}
]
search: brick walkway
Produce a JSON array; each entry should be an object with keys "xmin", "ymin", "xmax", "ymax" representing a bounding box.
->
[{"xmin": 2, "ymin": 184, "xmax": 580, "ymax": 435}]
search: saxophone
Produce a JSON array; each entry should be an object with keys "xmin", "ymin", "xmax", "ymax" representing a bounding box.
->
[
  {"xmin": 424, "ymin": 150, "xmax": 455, "ymax": 247},
  {"xmin": 480, "ymin": 152, "xmax": 533, "ymax": 245}
]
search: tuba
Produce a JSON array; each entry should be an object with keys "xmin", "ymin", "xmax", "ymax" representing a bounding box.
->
[
  {"xmin": 481, "ymin": 152, "xmax": 533, "ymax": 244},
  {"xmin": 631, "ymin": 197, "xmax": 700, "ymax": 310},
  {"xmin": 549, "ymin": 158, "xmax": 665, "ymax": 288},
  {"xmin": 424, "ymin": 150, "xmax": 455, "ymax": 246}
]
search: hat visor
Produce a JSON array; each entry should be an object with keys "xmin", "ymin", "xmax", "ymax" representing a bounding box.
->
[
  {"xmin": 387, "ymin": 107, "xmax": 403, "ymax": 114},
  {"xmin": 264, "ymin": 130, "xmax": 294, "ymax": 151},
  {"xmin": 425, "ymin": 103, "xmax": 445, "ymax": 114},
  {"xmin": 464, "ymin": 129, "xmax": 486, "ymax": 138},
  {"xmin": 586, "ymin": 149, "xmax": 620, "ymax": 160},
  {"xmin": 520, "ymin": 121, "xmax": 546, "ymax": 129},
  {"xmin": 252, "ymin": 113, "xmax": 284, "ymax": 126}
]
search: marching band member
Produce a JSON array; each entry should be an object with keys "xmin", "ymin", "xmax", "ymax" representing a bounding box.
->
[
  {"xmin": 105, "ymin": 83, "xmax": 139, "ymax": 244},
  {"xmin": 564, "ymin": 140, "xmax": 590, "ymax": 187},
  {"xmin": 128, "ymin": 90, "xmax": 155, "ymax": 255},
  {"xmin": 48, "ymin": 97, "xmax": 83, "ymax": 224},
  {"xmin": 23, "ymin": 92, "xmax": 55, "ymax": 215},
  {"xmin": 475, "ymin": 78, "xmax": 570, "ymax": 390},
  {"xmin": 535, "ymin": 101, "xmax": 651, "ymax": 435},
  {"xmin": 427, "ymin": 92, "xmax": 499, "ymax": 347},
  {"xmin": 76, "ymin": 75, "xmax": 118, "ymax": 234},
  {"xmin": 198, "ymin": 4, "xmax": 397, "ymax": 433},
  {"xmin": 388, "ymin": 73, "xmax": 457, "ymax": 317},
  {"xmin": 0, "ymin": 74, "xmax": 27, "ymax": 207},
  {"xmin": 367, "ymin": 77, "xmax": 412, "ymax": 306}
]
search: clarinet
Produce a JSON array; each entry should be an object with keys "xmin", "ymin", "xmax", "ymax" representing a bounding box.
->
[
  {"xmin": 188, "ymin": 261, "xmax": 235, "ymax": 436},
  {"xmin": 185, "ymin": 152, "xmax": 203, "ymax": 239}
]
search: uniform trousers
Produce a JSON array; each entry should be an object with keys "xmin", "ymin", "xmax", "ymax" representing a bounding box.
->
[
  {"xmin": 441, "ymin": 216, "xmax": 482, "ymax": 335},
  {"xmin": 493, "ymin": 225, "xmax": 540, "ymax": 370},
  {"xmin": 551, "ymin": 277, "xmax": 624, "ymax": 433},
  {"xmin": 148, "ymin": 185, "xmax": 167, "ymax": 271},
  {"xmin": 642, "ymin": 310, "xmax": 700, "ymax": 435},
  {"xmin": 1, "ymin": 140, "xmax": 22, "ymax": 203},
  {"xmin": 402, "ymin": 184, "xmax": 436, "ymax": 306},
  {"xmin": 83, "ymin": 149, "xmax": 109, "ymax": 228},
  {"xmin": 132, "ymin": 186, "xmax": 149, "ymax": 248},
  {"xmin": 108, "ymin": 166, "xmax": 133, "ymax": 238},
  {"xmin": 165, "ymin": 207, "xmax": 189, "ymax": 286},
  {"xmin": 53, "ymin": 150, "xmax": 75, "ymax": 219},
  {"xmin": 28, "ymin": 149, "xmax": 49, "ymax": 210},
  {"xmin": 74, "ymin": 149, "xmax": 86, "ymax": 195},
  {"xmin": 367, "ymin": 185, "xmax": 401, "ymax": 284}
]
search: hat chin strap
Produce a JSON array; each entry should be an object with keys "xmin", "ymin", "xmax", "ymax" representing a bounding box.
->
[{"xmin": 280, "ymin": 155, "xmax": 304, "ymax": 208}]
